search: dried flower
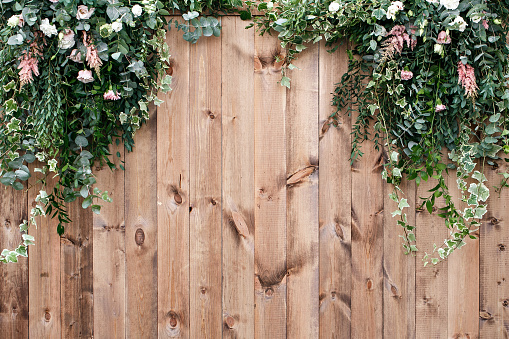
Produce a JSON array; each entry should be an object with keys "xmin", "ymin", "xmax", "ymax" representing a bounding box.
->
[
  {"xmin": 83, "ymin": 32, "xmax": 103, "ymax": 77},
  {"xmin": 457, "ymin": 61, "xmax": 478, "ymax": 98},
  {"xmin": 401, "ymin": 70, "xmax": 413, "ymax": 81},
  {"xmin": 77, "ymin": 70, "xmax": 94, "ymax": 83},
  {"xmin": 103, "ymin": 90, "xmax": 121, "ymax": 100},
  {"xmin": 76, "ymin": 5, "xmax": 95, "ymax": 20},
  {"xmin": 437, "ymin": 31, "xmax": 451, "ymax": 44},
  {"xmin": 380, "ymin": 25, "xmax": 417, "ymax": 63},
  {"xmin": 40, "ymin": 18, "xmax": 58, "ymax": 37},
  {"xmin": 18, "ymin": 55, "xmax": 40, "ymax": 86},
  {"xmin": 435, "ymin": 104, "xmax": 446, "ymax": 112}
]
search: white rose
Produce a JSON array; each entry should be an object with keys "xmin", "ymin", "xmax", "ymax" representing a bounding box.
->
[
  {"xmin": 76, "ymin": 5, "xmax": 95, "ymax": 20},
  {"xmin": 392, "ymin": 1, "xmax": 404, "ymax": 10},
  {"xmin": 386, "ymin": 5, "xmax": 399, "ymax": 20},
  {"xmin": 434, "ymin": 43, "xmax": 444, "ymax": 56},
  {"xmin": 58, "ymin": 29, "xmax": 75, "ymax": 49},
  {"xmin": 470, "ymin": 14, "xmax": 482, "ymax": 23},
  {"xmin": 451, "ymin": 16, "xmax": 468, "ymax": 32},
  {"xmin": 40, "ymin": 18, "xmax": 58, "ymax": 37},
  {"xmin": 112, "ymin": 21, "xmax": 123, "ymax": 32},
  {"xmin": 132, "ymin": 4, "xmax": 143, "ymax": 17},
  {"xmin": 7, "ymin": 15, "xmax": 19, "ymax": 28},
  {"xmin": 329, "ymin": 2, "xmax": 340, "ymax": 13},
  {"xmin": 440, "ymin": 0, "xmax": 460, "ymax": 10}
]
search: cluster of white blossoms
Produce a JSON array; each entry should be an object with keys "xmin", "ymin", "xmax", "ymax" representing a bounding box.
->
[
  {"xmin": 387, "ymin": 1, "xmax": 404, "ymax": 20},
  {"xmin": 329, "ymin": 1, "xmax": 340, "ymax": 13},
  {"xmin": 40, "ymin": 18, "xmax": 58, "ymax": 37}
]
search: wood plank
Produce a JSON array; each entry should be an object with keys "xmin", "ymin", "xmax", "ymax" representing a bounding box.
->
[
  {"xmin": 253, "ymin": 32, "xmax": 287, "ymax": 339},
  {"xmin": 221, "ymin": 16, "xmax": 255, "ymax": 339},
  {"xmin": 480, "ymin": 161, "xmax": 509, "ymax": 338},
  {"xmin": 28, "ymin": 167, "xmax": 61, "ymax": 338},
  {"xmin": 0, "ymin": 186, "xmax": 28, "ymax": 338},
  {"xmin": 189, "ymin": 26, "xmax": 223, "ymax": 339},
  {"xmin": 318, "ymin": 40, "xmax": 352, "ymax": 339},
  {"xmin": 125, "ymin": 104, "xmax": 158, "ymax": 338},
  {"xmin": 415, "ymin": 172, "xmax": 448, "ymax": 339},
  {"xmin": 286, "ymin": 43, "xmax": 319, "ymax": 339},
  {"xmin": 447, "ymin": 170, "xmax": 479, "ymax": 339},
  {"xmin": 383, "ymin": 179, "xmax": 416, "ymax": 338},
  {"xmin": 61, "ymin": 198, "xmax": 93, "ymax": 338},
  {"xmin": 157, "ymin": 22, "xmax": 190, "ymax": 338},
  {"xmin": 93, "ymin": 142, "xmax": 126, "ymax": 339}
]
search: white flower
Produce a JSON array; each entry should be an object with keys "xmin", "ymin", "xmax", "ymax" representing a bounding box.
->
[
  {"xmin": 440, "ymin": 0, "xmax": 460, "ymax": 10},
  {"xmin": 48, "ymin": 159, "xmax": 58, "ymax": 172},
  {"xmin": 267, "ymin": 2, "xmax": 274, "ymax": 9},
  {"xmin": 7, "ymin": 15, "xmax": 19, "ymax": 28},
  {"xmin": 132, "ymin": 4, "xmax": 143, "ymax": 17},
  {"xmin": 77, "ymin": 70, "xmax": 94, "ymax": 83},
  {"xmin": 386, "ymin": 5, "xmax": 399, "ymax": 20},
  {"xmin": 58, "ymin": 29, "xmax": 75, "ymax": 49},
  {"xmin": 451, "ymin": 16, "xmax": 468, "ymax": 32},
  {"xmin": 40, "ymin": 18, "xmax": 58, "ymax": 37},
  {"xmin": 470, "ymin": 14, "xmax": 482, "ymax": 23},
  {"xmin": 434, "ymin": 43, "xmax": 444, "ymax": 56},
  {"xmin": 76, "ymin": 5, "xmax": 95, "ymax": 20},
  {"xmin": 329, "ymin": 1, "xmax": 340, "ymax": 13},
  {"xmin": 112, "ymin": 21, "xmax": 123, "ymax": 32},
  {"xmin": 392, "ymin": 1, "xmax": 404, "ymax": 10},
  {"xmin": 426, "ymin": 0, "xmax": 439, "ymax": 3}
]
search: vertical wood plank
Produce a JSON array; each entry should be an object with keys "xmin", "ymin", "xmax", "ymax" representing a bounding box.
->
[
  {"xmin": 157, "ymin": 22, "xmax": 190, "ymax": 338},
  {"xmin": 94, "ymin": 143, "xmax": 126, "ymax": 339},
  {"xmin": 125, "ymin": 104, "xmax": 158, "ymax": 338},
  {"xmin": 415, "ymin": 175, "xmax": 448, "ymax": 339},
  {"xmin": 350, "ymin": 111, "xmax": 384, "ymax": 338},
  {"xmin": 61, "ymin": 199, "xmax": 93, "ymax": 338},
  {"xmin": 286, "ymin": 43, "xmax": 319, "ymax": 339},
  {"xmin": 253, "ymin": 33, "xmax": 287, "ymax": 338},
  {"xmin": 480, "ymin": 161, "xmax": 509, "ymax": 338},
  {"xmin": 0, "ymin": 186, "xmax": 28, "ymax": 338},
  {"xmin": 189, "ymin": 28, "xmax": 223, "ymax": 339},
  {"xmin": 221, "ymin": 16, "xmax": 255, "ymax": 339},
  {"xmin": 383, "ymin": 179, "xmax": 416, "ymax": 338},
  {"xmin": 318, "ymin": 41, "xmax": 352, "ymax": 339},
  {"xmin": 29, "ymin": 169, "xmax": 61, "ymax": 338},
  {"xmin": 448, "ymin": 170, "xmax": 479, "ymax": 339}
]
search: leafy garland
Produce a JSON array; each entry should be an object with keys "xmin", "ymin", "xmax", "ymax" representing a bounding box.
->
[{"xmin": 2, "ymin": 0, "xmax": 509, "ymax": 266}]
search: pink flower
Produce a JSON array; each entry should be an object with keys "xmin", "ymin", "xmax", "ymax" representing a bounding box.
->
[
  {"xmin": 482, "ymin": 20, "xmax": 489, "ymax": 30},
  {"xmin": 435, "ymin": 104, "xmax": 446, "ymax": 112},
  {"xmin": 437, "ymin": 31, "xmax": 451, "ymax": 44},
  {"xmin": 49, "ymin": 0, "xmax": 59, "ymax": 2},
  {"xmin": 76, "ymin": 5, "xmax": 95, "ymax": 20},
  {"xmin": 401, "ymin": 70, "xmax": 413, "ymax": 80},
  {"xmin": 77, "ymin": 70, "xmax": 94, "ymax": 83},
  {"xmin": 457, "ymin": 61, "xmax": 478, "ymax": 98},
  {"xmin": 17, "ymin": 14, "xmax": 24, "ymax": 27},
  {"xmin": 68, "ymin": 49, "xmax": 83, "ymax": 63},
  {"xmin": 18, "ymin": 55, "xmax": 39, "ymax": 86},
  {"xmin": 83, "ymin": 31, "xmax": 103, "ymax": 77},
  {"xmin": 103, "ymin": 90, "xmax": 121, "ymax": 100}
]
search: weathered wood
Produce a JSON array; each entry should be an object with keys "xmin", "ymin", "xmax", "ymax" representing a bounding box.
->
[
  {"xmin": 480, "ymin": 161, "xmax": 509, "ymax": 338},
  {"xmin": 415, "ymin": 174, "xmax": 448, "ymax": 339},
  {"xmin": 157, "ymin": 22, "xmax": 190, "ymax": 338},
  {"xmin": 28, "ymin": 168, "xmax": 61, "ymax": 338},
  {"xmin": 0, "ymin": 186, "xmax": 28, "ymax": 338},
  {"xmin": 93, "ymin": 142, "xmax": 126, "ymax": 339},
  {"xmin": 125, "ymin": 104, "xmax": 158, "ymax": 338},
  {"xmin": 383, "ymin": 179, "xmax": 416, "ymax": 338},
  {"xmin": 221, "ymin": 16, "xmax": 255, "ymax": 339},
  {"xmin": 318, "ymin": 40, "xmax": 352, "ymax": 339},
  {"xmin": 253, "ymin": 32, "xmax": 287, "ymax": 338},
  {"xmin": 61, "ymin": 198, "xmax": 93, "ymax": 338},
  {"xmin": 189, "ymin": 27, "xmax": 223, "ymax": 339},
  {"xmin": 286, "ymin": 43, "xmax": 319, "ymax": 338}
]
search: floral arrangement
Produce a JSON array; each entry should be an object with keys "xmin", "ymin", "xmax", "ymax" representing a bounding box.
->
[{"xmin": 252, "ymin": 0, "xmax": 509, "ymax": 265}]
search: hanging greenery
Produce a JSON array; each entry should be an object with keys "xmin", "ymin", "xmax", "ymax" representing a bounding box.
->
[{"xmin": 2, "ymin": 0, "xmax": 509, "ymax": 265}]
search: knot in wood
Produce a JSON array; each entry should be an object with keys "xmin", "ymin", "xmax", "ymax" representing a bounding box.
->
[
  {"xmin": 331, "ymin": 291, "xmax": 337, "ymax": 300},
  {"xmin": 174, "ymin": 193, "xmax": 183, "ymax": 205},
  {"xmin": 168, "ymin": 311, "xmax": 179, "ymax": 328},
  {"xmin": 200, "ymin": 287, "xmax": 207, "ymax": 295},
  {"xmin": 498, "ymin": 243, "xmax": 506, "ymax": 251},
  {"xmin": 366, "ymin": 279, "xmax": 374, "ymax": 290},
  {"xmin": 135, "ymin": 228, "xmax": 145, "ymax": 246},
  {"xmin": 502, "ymin": 299, "xmax": 509, "ymax": 307},
  {"xmin": 225, "ymin": 316, "xmax": 235, "ymax": 329},
  {"xmin": 44, "ymin": 310, "xmax": 51, "ymax": 322},
  {"xmin": 490, "ymin": 217, "xmax": 499, "ymax": 225},
  {"xmin": 265, "ymin": 287, "xmax": 274, "ymax": 298},
  {"xmin": 479, "ymin": 310, "xmax": 493, "ymax": 320},
  {"xmin": 4, "ymin": 219, "xmax": 11, "ymax": 228}
]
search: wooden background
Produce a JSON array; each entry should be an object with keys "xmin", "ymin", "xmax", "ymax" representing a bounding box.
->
[{"xmin": 0, "ymin": 16, "xmax": 507, "ymax": 338}]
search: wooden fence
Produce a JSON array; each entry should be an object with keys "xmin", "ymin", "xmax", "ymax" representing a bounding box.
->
[{"xmin": 0, "ymin": 16, "xmax": 507, "ymax": 338}]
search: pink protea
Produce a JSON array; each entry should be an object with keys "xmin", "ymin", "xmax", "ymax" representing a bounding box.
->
[
  {"xmin": 83, "ymin": 31, "xmax": 103, "ymax": 77},
  {"xmin": 457, "ymin": 61, "xmax": 478, "ymax": 98},
  {"xmin": 401, "ymin": 70, "xmax": 413, "ymax": 80},
  {"xmin": 437, "ymin": 31, "xmax": 451, "ymax": 44},
  {"xmin": 482, "ymin": 20, "xmax": 489, "ymax": 30},
  {"xmin": 435, "ymin": 104, "xmax": 446, "ymax": 112},
  {"xmin": 103, "ymin": 90, "xmax": 121, "ymax": 100}
]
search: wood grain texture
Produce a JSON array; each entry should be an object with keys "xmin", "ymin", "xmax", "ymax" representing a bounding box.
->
[
  {"xmin": 253, "ymin": 32, "xmax": 287, "ymax": 339},
  {"xmin": 125, "ymin": 104, "xmax": 158, "ymax": 338},
  {"xmin": 0, "ymin": 186, "xmax": 28, "ymax": 338},
  {"xmin": 189, "ymin": 29, "xmax": 223, "ymax": 339},
  {"xmin": 286, "ymin": 43, "xmax": 319, "ymax": 339},
  {"xmin": 480, "ymin": 161, "xmax": 509, "ymax": 338},
  {"xmin": 318, "ymin": 40, "xmax": 352, "ymax": 339},
  {"xmin": 221, "ymin": 16, "xmax": 255, "ymax": 339},
  {"xmin": 157, "ymin": 22, "xmax": 190, "ymax": 338},
  {"xmin": 93, "ymin": 142, "xmax": 126, "ymax": 339},
  {"xmin": 28, "ymin": 168, "xmax": 61, "ymax": 338},
  {"xmin": 383, "ymin": 179, "xmax": 416, "ymax": 338},
  {"xmin": 61, "ymin": 198, "xmax": 93, "ymax": 338},
  {"xmin": 415, "ymin": 174, "xmax": 448, "ymax": 339}
]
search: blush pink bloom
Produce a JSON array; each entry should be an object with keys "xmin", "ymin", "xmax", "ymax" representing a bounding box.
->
[
  {"xmin": 77, "ymin": 69, "xmax": 94, "ymax": 83},
  {"xmin": 103, "ymin": 90, "xmax": 121, "ymax": 100},
  {"xmin": 437, "ymin": 31, "xmax": 451, "ymax": 44},
  {"xmin": 401, "ymin": 70, "xmax": 413, "ymax": 80},
  {"xmin": 482, "ymin": 19, "xmax": 489, "ymax": 29},
  {"xmin": 457, "ymin": 61, "xmax": 478, "ymax": 98},
  {"xmin": 49, "ymin": 0, "xmax": 59, "ymax": 2},
  {"xmin": 18, "ymin": 55, "xmax": 39, "ymax": 86},
  {"xmin": 17, "ymin": 14, "xmax": 24, "ymax": 27},
  {"xmin": 76, "ymin": 5, "xmax": 95, "ymax": 20},
  {"xmin": 435, "ymin": 104, "xmax": 446, "ymax": 112}
]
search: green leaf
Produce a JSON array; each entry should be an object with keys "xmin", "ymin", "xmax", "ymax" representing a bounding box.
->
[
  {"xmin": 75, "ymin": 136, "xmax": 88, "ymax": 147},
  {"xmin": 280, "ymin": 76, "xmax": 291, "ymax": 89},
  {"xmin": 239, "ymin": 11, "xmax": 252, "ymax": 20},
  {"xmin": 82, "ymin": 197, "xmax": 93, "ymax": 209},
  {"xmin": 398, "ymin": 198, "xmax": 410, "ymax": 209},
  {"xmin": 92, "ymin": 205, "xmax": 101, "ymax": 214},
  {"xmin": 12, "ymin": 181, "xmax": 23, "ymax": 190}
]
